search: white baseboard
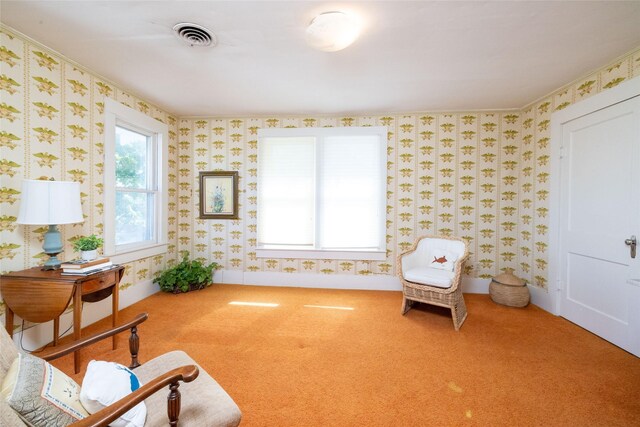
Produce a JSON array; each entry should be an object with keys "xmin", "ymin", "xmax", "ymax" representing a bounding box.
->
[
  {"xmin": 462, "ymin": 277, "xmax": 491, "ymax": 294},
  {"xmin": 217, "ymin": 270, "xmax": 492, "ymax": 294},
  {"xmin": 119, "ymin": 279, "xmax": 160, "ymax": 310},
  {"xmin": 219, "ymin": 270, "xmax": 402, "ymax": 290},
  {"xmin": 529, "ymin": 284, "xmax": 558, "ymax": 315},
  {"xmin": 9, "ymin": 279, "xmax": 159, "ymax": 352}
]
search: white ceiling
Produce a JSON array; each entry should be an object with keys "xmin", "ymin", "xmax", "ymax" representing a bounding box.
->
[{"xmin": 2, "ymin": 1, "xmax": 640, "ymax": 117}]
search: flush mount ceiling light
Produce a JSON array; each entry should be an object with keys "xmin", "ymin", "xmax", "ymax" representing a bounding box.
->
[
  {"xmin": 305, "ymin": 11, "xmax": 361, "ymax": 52},
  {"xmin": 173, "ymin": 22, "xmax": 217, "ymax": 47}
]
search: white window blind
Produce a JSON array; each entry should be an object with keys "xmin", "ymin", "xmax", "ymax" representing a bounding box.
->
[
  {"xmin": 257, "ymin": 126, "xmax": 386, "ymax": 260},
  {"xmin": 258, "ymin": 137, "xmax": 315, "ymax": 246},
  {"xmin": 320, "ymin": 135, "xmax": 383, "ymax": 249}
]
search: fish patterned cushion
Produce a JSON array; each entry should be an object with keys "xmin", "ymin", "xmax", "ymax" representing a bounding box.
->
[{"xmin": 427, "ymin": 250, "xmax": 458, "ymax": 271}]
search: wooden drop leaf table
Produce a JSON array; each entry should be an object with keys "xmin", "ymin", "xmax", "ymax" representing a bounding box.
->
[{"xmin": 0, "ymin": 265, "xmax": 125, "ymax": 373}]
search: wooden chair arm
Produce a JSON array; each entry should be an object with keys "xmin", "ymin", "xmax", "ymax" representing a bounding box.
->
[
  {"xmin": 39, "ymin": 313, "xmax": 148, "ymax": 362},
  {"xmin": 70, "ymin": 365, "xmax": 200, "ymax": 427}
]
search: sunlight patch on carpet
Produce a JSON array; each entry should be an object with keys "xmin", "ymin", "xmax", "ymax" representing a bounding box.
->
[
  {"xmin": 448, "ymin": 381, "xmax": 463, "ymax": 393},
  {"xmin": 229, "ymin": 301, "xmax": 279, "ymax": 307},
  {"xmin": 303, "ymin": 305, "xmax": 354, "ymax": 311}
]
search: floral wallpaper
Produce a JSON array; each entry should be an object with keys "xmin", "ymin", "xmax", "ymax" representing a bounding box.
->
[
  {"xmin": 1, "ymin": 20, "xmax": 639, "ymax": 326},
  {"xmin": 0, "ymin": 26, "xmax": 179, "ymax": 319}
]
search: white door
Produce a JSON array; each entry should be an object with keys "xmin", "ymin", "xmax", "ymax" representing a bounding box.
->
[{"xmin": 559, "ymin": 95, "xmax": 640, "ymax": 357}]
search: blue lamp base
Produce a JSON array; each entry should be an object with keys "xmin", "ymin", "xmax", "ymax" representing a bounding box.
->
[{"xmin": 42, "ymin": 224, "xmax": 63, "ymax": 270}]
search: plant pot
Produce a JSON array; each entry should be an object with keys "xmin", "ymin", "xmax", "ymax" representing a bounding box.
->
[{"xmin": 81, "ymin": 249, "xmax": 98, "ymax": 261}]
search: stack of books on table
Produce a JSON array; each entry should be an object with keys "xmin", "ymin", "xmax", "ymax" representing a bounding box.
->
[{"xmin": 60, "ymin": 258, "xmax": 115, "ymax": 275}]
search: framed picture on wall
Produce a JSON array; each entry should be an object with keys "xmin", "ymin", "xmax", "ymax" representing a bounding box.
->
[{"xmin": 198, "ymin": 171, "xmax": 239, "ymax": 219}]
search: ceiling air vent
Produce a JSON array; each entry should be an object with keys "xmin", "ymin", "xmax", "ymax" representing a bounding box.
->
[{"xmin": 173, "ymin": 22, "xmax": 216, "ymax": 47}]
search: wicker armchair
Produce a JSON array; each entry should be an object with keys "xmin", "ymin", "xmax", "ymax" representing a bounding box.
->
[
  {"xmin": 397, "ymin": 235, "xmax": 469, "ymax": 330},
  {"xmin": 0, "ymin": 313, "xmax": 242, "ymax": 427}
]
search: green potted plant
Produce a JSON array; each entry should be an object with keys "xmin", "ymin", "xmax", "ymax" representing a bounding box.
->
[
  {"xmin": 72, "ymin": 234, "xmax": 104, "ymax": 261},
  {"xmin": 154, "ymin": 252, "xmax": 220, "ymax": 293}
]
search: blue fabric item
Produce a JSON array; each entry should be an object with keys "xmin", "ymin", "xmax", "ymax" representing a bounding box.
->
[{"xmin": 116, "ymin": 365, "xmax": 140, "ymax": 391}]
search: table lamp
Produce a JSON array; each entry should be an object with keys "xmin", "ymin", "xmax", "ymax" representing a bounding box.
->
[{"xmin": 16, "ymin": 179, "xmax": 84, "ymax": 270}]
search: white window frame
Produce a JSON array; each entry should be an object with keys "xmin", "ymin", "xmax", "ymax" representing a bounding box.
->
[
  {"xmin": 103, "ymin": 98, "xmax": 168, "ymax": 264},
  {"xmin": 256, "ymin": 126, "xmax": 387, "ymax": 261}
]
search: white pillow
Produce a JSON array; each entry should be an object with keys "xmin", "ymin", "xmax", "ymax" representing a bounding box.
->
[
  {"xmin": 427, "ymin": 249, "xmax": 458, "ymax": 271},
  {"xmin": 80, "ymin": 360, "xmax": 147, "ymax": 427}
]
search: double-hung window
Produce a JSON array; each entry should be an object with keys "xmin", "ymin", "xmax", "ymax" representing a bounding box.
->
[
  {"xmin": 257, "ymin": 126, "xmax": 387, "ymax": 260},
  {"xmin": 103, "ymin": 99, "xmax": 168, "ymax": 263}
]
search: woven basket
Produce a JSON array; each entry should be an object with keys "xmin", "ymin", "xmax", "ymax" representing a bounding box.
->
[{"xmin": 489, "ymin": 271, "xmax": 530, "ymax": 307}]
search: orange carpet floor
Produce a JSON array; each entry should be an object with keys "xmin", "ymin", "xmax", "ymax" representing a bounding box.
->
[{"xmin": 51, "ymin": 285, "xmax": 640, "ymax": 426}]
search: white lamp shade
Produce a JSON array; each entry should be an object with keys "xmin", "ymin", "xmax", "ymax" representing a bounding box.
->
[
  {"xmin": 306, "ymin": 11, "xmax": 361, "ymax": 52},
  {"xmin": 16, "ymin": 179, "xmax": 84, "ymax": 225}
]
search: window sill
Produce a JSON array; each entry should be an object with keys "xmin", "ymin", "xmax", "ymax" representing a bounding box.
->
[
  {"xmin": 108, "ymin": 243, "xmax": 167, "ymax": 265},
  {"xmin": 256, "ymin": 248, "xmax": 386, "ymax": 261}
]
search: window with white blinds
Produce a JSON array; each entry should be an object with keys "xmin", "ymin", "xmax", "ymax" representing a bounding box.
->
[{"xmin": 257, "ymin": 126, "xmax": 387, "ymax": 260}]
